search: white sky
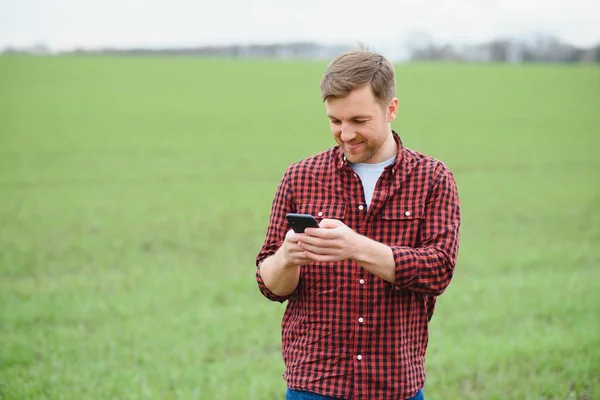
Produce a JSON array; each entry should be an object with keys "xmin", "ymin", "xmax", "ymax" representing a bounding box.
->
[{"xmin": 1, "ymin": 0, "xmax": 599, "ymax": 51}]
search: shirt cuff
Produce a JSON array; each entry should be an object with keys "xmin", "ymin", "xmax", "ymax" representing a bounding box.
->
[
  {"xmin": 388, "ymin": 246, "xmax": 417, "ymax": 291},
  {"xmin": 256, "ymin": 264, "xmax": 293, "ymax": 303}
]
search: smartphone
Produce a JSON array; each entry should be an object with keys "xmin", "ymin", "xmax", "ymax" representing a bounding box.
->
[{"xmin": 286, "ymin": 213, "xmax": 320, "ymax": 233}]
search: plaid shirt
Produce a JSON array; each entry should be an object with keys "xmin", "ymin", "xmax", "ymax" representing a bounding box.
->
[{"xmin": 256, "ymin": 132, "xmax": 461, "ymax": 400}]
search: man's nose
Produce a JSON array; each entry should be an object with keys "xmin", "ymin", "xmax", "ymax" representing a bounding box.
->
[{"xmin": 340, "ymin": 123, "xmax": 356, "ymax": 142}]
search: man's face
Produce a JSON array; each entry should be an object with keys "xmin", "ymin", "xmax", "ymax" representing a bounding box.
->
[{"xmin": 325, "ymin": 85, "xmax": 398, "ymax": 164}]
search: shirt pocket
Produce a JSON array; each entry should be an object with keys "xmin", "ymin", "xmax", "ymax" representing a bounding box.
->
[
  {"xmin": 379, "ymin": 198, "xmax": 425, "ymax": 247},
  {"xmin": 297, "ymin": 203, "xmax": 346, "ymax": 222}
]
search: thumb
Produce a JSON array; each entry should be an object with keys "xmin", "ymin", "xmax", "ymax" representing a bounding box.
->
[
  {"xmin": 285, "ymin": 229, "xmax": 300, "ymax": 242},
  {"xmin": 319, "ymin": 218, "xmax": 343, "ymax": 229}
]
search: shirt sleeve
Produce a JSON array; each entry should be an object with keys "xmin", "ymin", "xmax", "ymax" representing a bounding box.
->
[
  {"xmin": 389, "ymin": 167, "xmax": 461, "ymax": 296},
  {"xmin": 256, "ymin": 167, "xmax": 296, "ymax": 302}
]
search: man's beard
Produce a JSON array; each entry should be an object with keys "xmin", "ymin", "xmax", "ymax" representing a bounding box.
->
[{"xmin": 340, "ymin": 136, "xmax": 384, "ymax": 163}]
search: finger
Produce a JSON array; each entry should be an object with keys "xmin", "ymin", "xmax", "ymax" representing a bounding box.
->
[
  {"xmin": 290, "ymin": 250, "xmax": 315, "ymax": 265},
  {"xmin": 319, "ymin": 218, "xmax": 344, "ymax": 229},
  {"xmin": 299, "ymin": 241, "xmax": 339, "ymax": 256},
  {"xmin": 288, "ymin": 244, "xmax": 308, "ymax": 254},
  {"xmin": 303, "ymin": 251, "xmax": 345, "ymax": 263},
  {"xmin": 304, "ymin": 227, "xmax": 340, "ymax": 239},
  {"xmin": 285, "ymin": 230, "xmax": 306, "ymax": 243},
  {"xmin": 299, "ymin": 235, "xmax": 340, "ymax": 248}
]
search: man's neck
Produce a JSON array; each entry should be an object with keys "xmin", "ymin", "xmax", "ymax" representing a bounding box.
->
[{"xmin": 371, "ymin": 131, "xmax": 398, "ymax": 163}]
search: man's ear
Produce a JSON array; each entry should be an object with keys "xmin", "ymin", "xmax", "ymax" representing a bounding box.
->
[{"xmin": 387, "ymin": 97, "xmax": 399, "ymax": 122}]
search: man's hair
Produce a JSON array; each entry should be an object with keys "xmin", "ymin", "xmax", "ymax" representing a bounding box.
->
[{"xmin": 320, "ymin": 49, "xmax": 396, "ymax": 105}]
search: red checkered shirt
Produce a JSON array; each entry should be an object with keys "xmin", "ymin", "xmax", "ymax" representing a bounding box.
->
[{"xmin": 256, "ymin": 132, "xmax": 461, "ymax": 400}]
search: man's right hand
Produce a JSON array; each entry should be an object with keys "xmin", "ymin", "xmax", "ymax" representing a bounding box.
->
[
  {"xmin": 259, "ymin": 230, "xmax": 308, "ymax": 297},
  {"xmin": 280, "ymin": 229, "xmax": 314, "ymax": 267}
]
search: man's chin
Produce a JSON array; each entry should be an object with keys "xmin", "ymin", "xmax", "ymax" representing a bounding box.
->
[
  {"xmin": 344, "ymin": 153, "xmax": 367, "ymax": 164},
  {"xmin": 343, "ymin": 147, "xmax": 364, "ymax": 163}
]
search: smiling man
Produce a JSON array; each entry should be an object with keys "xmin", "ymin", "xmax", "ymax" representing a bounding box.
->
[{"xmin": 256, "ymin": 49, "xmax": 461, "ymax": 400}]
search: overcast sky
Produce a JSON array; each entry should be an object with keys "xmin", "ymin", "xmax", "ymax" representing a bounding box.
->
[{"xmin": 1, "ymin": 0, "xmax": 599, "ymax": 51}]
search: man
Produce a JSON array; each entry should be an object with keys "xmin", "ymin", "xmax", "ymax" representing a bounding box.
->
[{"xmin": 256, "ymin": 49, "xmax": 461, "ymax": 400}]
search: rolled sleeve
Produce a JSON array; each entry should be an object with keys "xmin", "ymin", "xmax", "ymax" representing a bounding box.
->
[
  {"xmin": 256, "ymin": 257, "xmax": 293, "ymax": 303},
  {"xmin": 255, "ymin": 168, "xmax": 296, "ymax": 302},
  {"xmin": 389, "ymin": 168, "xmax": 461, "ymax": 296}
]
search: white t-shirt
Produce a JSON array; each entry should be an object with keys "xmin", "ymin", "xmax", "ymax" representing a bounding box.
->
[{"xmin": 349, "ymin": 156, "xmax": 396, "ymax": 209}]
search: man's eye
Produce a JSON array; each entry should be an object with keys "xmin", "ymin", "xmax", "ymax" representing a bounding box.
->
[
  {"xmin": 330, "ymin": 120, "xmax": 341, "ymax": 124},
  {"xmin": 355, "ymin": 120, "xmax": 367, "ymax": 124}
]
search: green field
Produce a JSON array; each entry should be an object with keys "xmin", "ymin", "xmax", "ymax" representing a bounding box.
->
[{"xmin": 0, "ymin": 55, "xmax": 599, "ymax": 399}]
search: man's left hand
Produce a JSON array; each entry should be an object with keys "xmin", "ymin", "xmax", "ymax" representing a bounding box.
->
[{"xmin": 299, "ymin": 219, "xmax": 360, "ymax": 263}]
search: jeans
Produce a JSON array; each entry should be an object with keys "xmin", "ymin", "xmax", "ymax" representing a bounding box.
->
[{"xmin": 286, "ymin": 388, "xmax": 424, "ymax": 400}]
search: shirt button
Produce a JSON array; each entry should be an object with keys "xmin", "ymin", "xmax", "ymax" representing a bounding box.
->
[
  {"xmin": 405, "ymin": 211, "xmax": 411, "ymax": 217},
  {"xmin": 357, "ymin": 355, "xmax": 362, "ymax": 361},
  {"xmin": 358, "ymin": 205, "xmax": 364, "ymax": 211},
  {"xmin": 354, "ymin": 173, "xmax": 358, "ymax": 178},
  {"xmin": 358, "ymin": 317, "xmax": 364, "ymax": 323},
  {"xmin": 317, "ymin": 211, "xmax": 323, "ymax": 217},
  {"xmin": 359, "ymin": 279, "xmax": 365, "ymax": 285}
]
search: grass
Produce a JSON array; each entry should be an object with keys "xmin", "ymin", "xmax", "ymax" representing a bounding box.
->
[{"xmin": 0, "ymin": 55, "xmax": 599, "ymax": 399}]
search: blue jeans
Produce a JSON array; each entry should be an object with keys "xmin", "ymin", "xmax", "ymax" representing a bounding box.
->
[{"xmin": 286, "ymin": 388, "xmax": 424, "ymax": 400}]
